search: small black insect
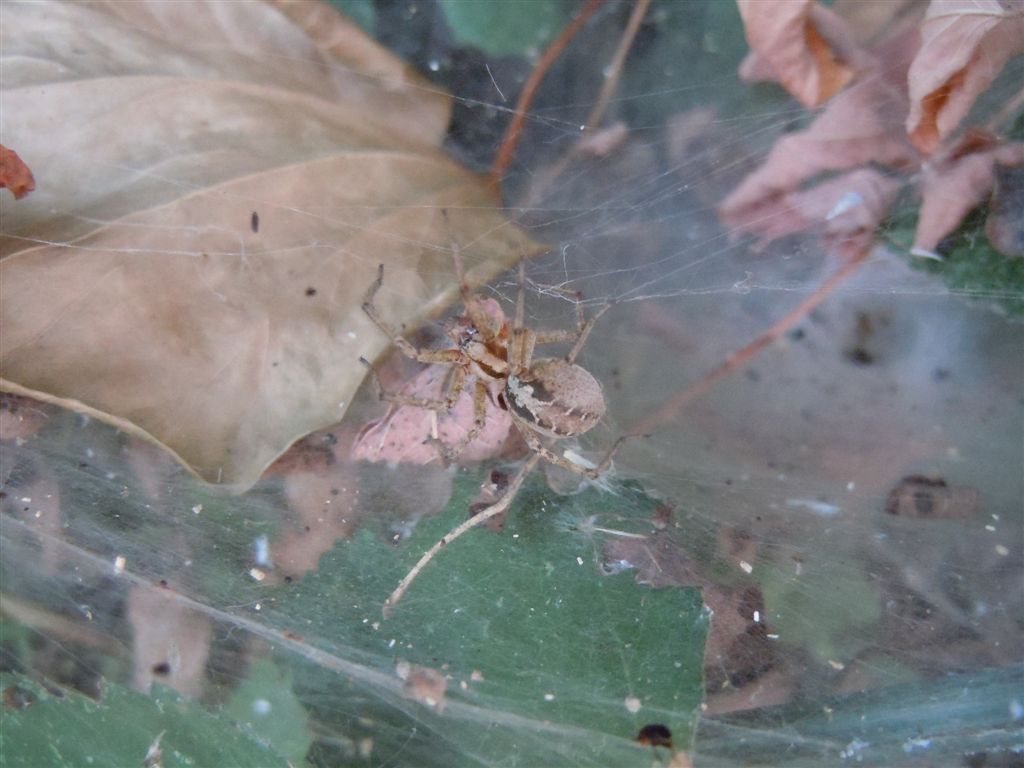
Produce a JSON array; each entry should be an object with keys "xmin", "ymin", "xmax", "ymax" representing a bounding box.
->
[{"xmin": 250, "ymin": 210, "xmax": 260, "ymax": 233}]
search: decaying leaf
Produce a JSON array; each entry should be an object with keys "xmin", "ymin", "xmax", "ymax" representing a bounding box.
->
[
  {"xmin": 736, "ymin": 0, "xmax": 868, "ymax": 107},
  {"xmin": 0, "ymin": 0, "xmax": 540, "ymax": 489},
  {"xmin": 906, "ymin": 0, "xmax": 1024, "ymax": 154},
  {"xmin": 914, "ymin": 136, "xmax": 1024, "ymax": 256},
  {"xmin": 0, "ymin": 145, "xmax": 34, "ymax": 200},
  {"xmin": 719, "ymin": 75, "xmax": 917, "ymax": 246},
  {"xmin": 726, "ymin": 0, "xmax": 1021, "ymax": 260},
  {"xmin": 986, "ymin": 162, "xmax": 1024, "ymax": 257}
]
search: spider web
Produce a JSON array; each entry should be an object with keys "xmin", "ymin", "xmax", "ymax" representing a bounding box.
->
[{"xmin": 2, "ymin": 2, "xmax": 1022, "ymax": 767}]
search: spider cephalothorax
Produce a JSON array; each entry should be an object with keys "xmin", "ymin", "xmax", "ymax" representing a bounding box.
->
[{"xmin": 361, "ymin": 230, "xmax": 620, "ymax": 477}]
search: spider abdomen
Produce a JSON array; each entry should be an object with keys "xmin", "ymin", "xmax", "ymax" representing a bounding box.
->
[{"xmin": 505, "ymin": 358, "xmax": 606, "ymax": 438}]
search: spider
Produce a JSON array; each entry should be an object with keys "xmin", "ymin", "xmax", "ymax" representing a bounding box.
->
[{"xmin": 360, "ymin": 218, "xmax": 628, "ymax": 615}]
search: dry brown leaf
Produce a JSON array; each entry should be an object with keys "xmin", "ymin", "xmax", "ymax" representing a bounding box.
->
[
  {"xmin": 719, "ymin": 75, "xmax": 917, "ymax": 240},
  {"xmin": 737, "ymin": 0, "xmax": 868, "ymax": 107},
  {"xmin": 906, "ymin": 0, "xmax": 1024, "ymax": 154},
  {"xmin": 0, "ymin": 0, "xmax": 539, "ymax": 490},
  {"xmin": 913, "ymin": 138, "xmax": 1024, "ymax": 255},
  {"xmin": 0, "ymin": 145, "xmax": 34, "ymax": 200}
]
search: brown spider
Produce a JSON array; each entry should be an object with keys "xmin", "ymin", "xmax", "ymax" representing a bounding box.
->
[{"xmin": 360, "ymin": 220, "xmax": 628, "ymax": 614}]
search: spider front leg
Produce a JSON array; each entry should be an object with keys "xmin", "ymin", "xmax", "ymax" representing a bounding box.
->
[
  {"xmin": 518, "ymin": 428, "xmax": 632, "ymax": 480},
  {"xmin": 359, "ymin": 357, "xmax": 467, "ymax": 412},
  {"xmin": 425, "ymin": 378, "xmax": 489, "ymax": 462},
  {"xmin": 363, "ymin": 264, "xmax": 468, "ymax": 366}
]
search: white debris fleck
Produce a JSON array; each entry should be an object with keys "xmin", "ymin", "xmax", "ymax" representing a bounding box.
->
[
  {"xmin": 471, "ymin": 670, "xmax": 485, "ymax": 682},
  {"xmin": 192, "ymin": 504, "xmax": 203, "ymax": 515},
  {"xmin": 346, "ymin": 331, "xmax": 357, "ymax": 340},
  {"xmin": 826, "ymin": 190, "xmax": 864, "ymax": 221},
  {"xmin": 996, "ymin": 545, "xmax": 1010, "ymax": 557},
  {"xmin": 1010, "ymin": 698, "xmax": 1023, "ymax": 720},
  {"xmin": 253, "ymin": 535, "xmax": 272, "ymax": 568},
  {"xmin": 576, "ymin": 556, "xmax": 584, "ymax": 566},
  {"xmin": 753, "ymin": 610, "xmax": 760, "ymax": 623},
  {"xmin": 248, "ymin": 568, "xmax": 266, "ymax": 582},
  {"xmin": 543, "ymin": 693, "xmax": 555, "ymax": 702},
  {"xmin": 624, "ymin": 696, "xmax": 641, "ymax": 714},
  {"xmin": 846, "ymin": 481, "xmax": 856, "ymax": 491},
  {"xmin": 828, "ymin": 659, "xmax": 845, "ymax": 671},
  {"xmin": 786, "ymin": 498, "xmax": 840, "ymax": 516},
  {"xmin": 902, "ymin": 737, "xmax": 932, "ymax": 753},
  {"xmin": 563, "ymin": 449, "xmax": 597, "ymax": 470},
  {"xmin": 739, "ymin": 560, "xmax": 753, "ymax": 574},
  {"xmin": 984, "ymin": 524, "xmax": 996, "ymax": 532},
  {"xmin": 113, "ymin": 555, "xmax": 126, "ymax": 575},
  {"xmin": 252, "ymin": 698, "xmax": 272, "ymax": 716},
  {"xmin": 840, "ymin": 738, "xmax": 870, "ymax": 760}
]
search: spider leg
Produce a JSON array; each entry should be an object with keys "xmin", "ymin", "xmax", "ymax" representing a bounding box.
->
[
  {"xmin": 519, "ymin": 276, "xmax": 613, "ymax": 364},
  {"xmin": 517, "ymin": 427, "xmax": 634, "ymax": 480},
  {"xmin": 359, "ymin": 357, "xmax": 467, "ymax": 411},
  {"xmin": 363, "ymin": 265, "xmax": 469, "ymax": 365},
  {"xmin": 442, "ymin": 209, "xmax": 500, "ymax": 345},
  {"xmin": 564, "ymin": 301, "xmax": 612, "ymax": 363},
  {"xmin": 383, "ymin": 453, "xmax": 541, "ymax": 617},
  {"xmin": 427, "ymin": 378, "xmax": 489, "ymax": 462}
]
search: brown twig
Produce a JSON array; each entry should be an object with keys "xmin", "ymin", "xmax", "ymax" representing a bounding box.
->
[
  {"xmin": 631, "ymin": 247, "xmax": 872, "ymax": 436},
  {"xmin": 383, "ymin": 454, "xmax": 542, "ymax": 617},
  {"xmin": 584, "ymin": 0, "xmax": 651, "ymax": 130},
  {"xmin": 489, "ymin": 0, "xmax": 604, "ymax": 190}
]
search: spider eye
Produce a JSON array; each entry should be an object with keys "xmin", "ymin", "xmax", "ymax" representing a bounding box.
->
[{"xmin": 458, "ymin": 326, "xmax": 478, "ymax": 348}]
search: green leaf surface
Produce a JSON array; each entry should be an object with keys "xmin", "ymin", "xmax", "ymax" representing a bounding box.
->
[
  {"xmin": 283, "ymin": 472, "xmax": 709, "ymax": 765},
  {"xmin": 885, "ymin": 207, "xmax": 1024, "ymax": 318},
  {"xmin": 223, "ymin": 659, "xmax": 313, "ymax": 765},
  {"xmin": 0, "ymin": 673, "xmax": 291, "ymax": 768},
  {"xmin": 439, "ymin": 0, "xmax": 575, "ymax": 57}
]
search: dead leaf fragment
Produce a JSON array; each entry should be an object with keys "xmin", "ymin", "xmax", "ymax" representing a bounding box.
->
[
  {"xmin": 0, "ymin": 146, "xmax": 34, "ymax": 199},
  {"xmin": 906, "ymin": 0, "xmax": 1024, "ymax": 154},
  {"xmin": 913, "ymin": 139, "xmax": 1024, "ymax": 255},
  {"xmin": 395, "ymin": 660, "xmax": 448, "ymax": 711},
  {"xmin": 737, "ymin": 0, "xmax": 868, "ymax": 107},
  {"xmin": 0, "ymin": 0, "xmax": 539, "ymax": 490},
  {"xmin": 719, "ymin": 76, "xmax": 916, "ymax": 245}
]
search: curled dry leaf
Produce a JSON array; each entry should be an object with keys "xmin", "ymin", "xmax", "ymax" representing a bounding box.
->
[
  {"xmin": 0, "ymin": 145, "xmax": 35, "ymax": 199},
  {"xmin": 0, "ymin": 0, "xmax": 539, "ymax": 489},
  {"xmin": 353, "ymin": 299, "xmax": 514, "ymax": 465},
  {"xmin": 985, "ymin": 163, "xmax": 1024, "ymax": 257},
  {"xmin": 914, "ymin": 138, "xmax": 1024, "ymax": 256},
  {"xmin": 719, "ymin": 75, "xmax": 917, "ymax": 246},
  {"xmin": 737, "ymin": 0, "xmax": 869, "ymax": 107},
  {"xmin": 723, "ymin": 168, "xmax": 903, "ymax": 252},
  {"xmin": 906, "ymin": 0, "xmax": 1024, "ymax": 155}
]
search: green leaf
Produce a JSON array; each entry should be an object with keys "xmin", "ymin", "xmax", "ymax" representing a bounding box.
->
[
  {"xmin": 439, "ymin": 0, "xmax": 575, "ymax": 57},
  {"xmin": 222, "ymin": 659, "xmax": 313, "ymax": 765},
  {"xmin": 285, "ymin": 472, "xmax": 709, "ymax": 765},
  {"xmin": 759, "ymin": 555, "xmax": 880, "ymax": 664},
  {"xmin": 885, "ymin": 206, "xmax": 1024, "ymax": 318},
  {"xmin": 0, "ymin": 673, "xmax": 291, "ymax": 768}
]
